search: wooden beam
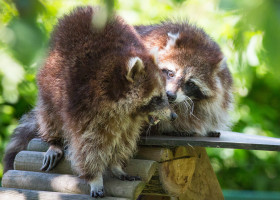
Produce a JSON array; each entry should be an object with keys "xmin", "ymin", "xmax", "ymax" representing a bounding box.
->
[
  {"xmin": 0, "ymin": 187, "xmax": 129, "ymax": 200},
  {"xmin": 138, "ymin": 147, "xmax": 223, "ymax": 199},
  {"xmin": 28, "ymin": 131, "xmax": 280, "ymax": 152},
  {"xmin": 14, "ymin": 151, "xmax": 157, "ymax": 183},
  {"xmin": 139, "ymin": 131, "xmax": 280, "ymax": 151},
  {"xmin": 2, "ymin": 170, "xmax": 145, "ymax": 199}
]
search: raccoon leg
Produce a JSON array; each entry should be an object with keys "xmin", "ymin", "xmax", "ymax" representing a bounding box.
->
[
  {"xmin": 111, "ymin": 164, "xmax": 141, "ymax": 181},
  {"xmin": 89, "ymin": 173, "xmax": 104, "ymax": 198},
  {"xmin": 37, "ymin": 104, "xmax": 64, "ymax": 171},
  {"xmin": 41, "ymin": 143, "xmax": 63, "ymax": 171},
  {"xmin": 110, "ymin": 129, "xmax": 141, "ymax": 181},
  {"xmin": 207, "ymin": 131, "xmax": 221, "ymax": 137}
]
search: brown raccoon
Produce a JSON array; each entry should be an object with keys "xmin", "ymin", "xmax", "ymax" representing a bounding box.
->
[
  {"xmin": 3, "ymin": 7, "xmax": 177, "ymax": 197},
  {"xmin": 136, "ymin": 21, "xmax": 233, "ymax": 137}
]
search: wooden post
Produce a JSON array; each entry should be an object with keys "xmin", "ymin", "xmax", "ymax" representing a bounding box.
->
[{"xmin": 137, "ymin": 146, "xmax": 224, "ymax": 200}]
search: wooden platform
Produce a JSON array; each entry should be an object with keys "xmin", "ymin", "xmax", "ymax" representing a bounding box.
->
[
  {"xmin": 140, "ymin": 131, "xmax": 280, "ymax": 151},
  {"xmin": 1, "ymin": 131, "xmax": 279, "ymax": 200}
]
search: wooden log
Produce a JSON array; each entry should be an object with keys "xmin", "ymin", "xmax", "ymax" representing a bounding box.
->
[
  {"xmin": 140, "ymin": 131, "xmax": 280, "ymax": 151},
  {"xmin": 14, "ymin": 151, "xmax": 157, "ymax": 182},
  {"xmin": 27, "ymin": 138, "xmax": 49, "ymax": 152},
  {"xmin": 2, "ymin": 170, "xmax": 145, "ymax": 199},
  {"xmin": 177, "ymin": 147, "xmax": 223, "ymax": 200},
  {"xmin": 0, "ymin": 187, "xmax": 129, "ymax": 200},
  {"xmin": 138, "ymin": 147, "xmax": 223, "ymax": 199}
]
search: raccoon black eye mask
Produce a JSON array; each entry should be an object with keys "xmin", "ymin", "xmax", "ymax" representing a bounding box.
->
[{"xmin": 184, "ymin": 80, "xmax": 208, "ymax": 100}]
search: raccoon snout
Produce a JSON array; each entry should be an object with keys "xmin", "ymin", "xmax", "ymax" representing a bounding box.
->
[
  {"xmin": 170, "ymin": 112, "xmax": 178, "ymax": 121},
  {"xmin": 166, "ymin": 91, "xmax": 177, "ymax": 102}
]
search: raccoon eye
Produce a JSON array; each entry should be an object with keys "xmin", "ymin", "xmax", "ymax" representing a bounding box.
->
[
  {"xmin": 167, "ymin": 71, "xmax": 175, "ymax": 78},
  {"xmin": 186, "ymin": 81, "xmax": 196, "ymax": 88}
]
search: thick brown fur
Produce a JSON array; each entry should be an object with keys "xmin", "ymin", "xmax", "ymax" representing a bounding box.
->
[
  {"xmin": 3, "ymin": 109, "xmax": 38, "ymax": 173},
  {"xmin": 136, "ymin": 21, "xmax": 233, "ymax": 136},
  {"xmin": 18, "ymin": 6, "xmax": 172, "ymax": 197}
]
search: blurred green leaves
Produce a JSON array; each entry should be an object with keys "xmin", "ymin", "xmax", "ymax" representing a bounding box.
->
[{"xmin": 0, "ymin": 0, "xmax": 279, "ymax": 191}]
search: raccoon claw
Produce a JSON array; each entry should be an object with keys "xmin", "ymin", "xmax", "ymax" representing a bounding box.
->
[
  {"xmin": 119, "ymin": 174, "xmax": 141, "ymax": 181},
  {"xmin": 41, "ymin": 146, "xmax": 63, "ymax": 171},
  {"xmin": 207, "ymin": 131, "xmax": 221, "ymax": 137},
  {"xmin": 90, "ymin": 188, "xmax": 104, "ymax": 198}
]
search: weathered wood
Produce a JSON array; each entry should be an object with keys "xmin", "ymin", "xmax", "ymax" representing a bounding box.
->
[
  {"xmin": 178, "ymin": 147, "xmax": 224, "ymax": 200},
  {"xmin": 0, "ymin": 187, "xmax": 129, "ymax": 200},
  {"xmin": 28, "ymin": 131, "xmax": 280, "ymax": 152},
  {"xmin": 27, "ymin": 138, "xmax": 49, "ymax": 152},
  {"xmin": 139, "ymin": 195, "xmax": 173, "ymax": 200},
  {"xmin": 140, "ymin": 131, "xmax": 280, "ymax": 151},
  {"xmin": 2, "ymin": 170, "xmax": 145, "ymax": 199},
  {"xmin": 14, "ymin": 151, "xmax": 157, "ymax": 182},
  {"xmin": 14, "ymin": 151, "xmax": 73, "ymax": 174},
  {"xmin": 138, "ymin": 147, "xmax": 223, "ymax": 199},
  {"xmin": 136, "ymin": 147, "xmax": 173, "ymax": 162}
]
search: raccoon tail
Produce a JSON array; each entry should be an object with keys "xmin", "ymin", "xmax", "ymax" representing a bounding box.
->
[{"xmin": 3, "ymin": 109, "xmax": 38, "ymax": 173}]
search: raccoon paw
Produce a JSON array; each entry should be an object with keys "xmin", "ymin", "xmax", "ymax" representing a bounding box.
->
[
  {"xmin": 90, "ymin": 176, "xmax": 104, "ymax": 198},
  {"xmin": 207, "ymin": 131, "xmax": 221, "ymax": 137},
  {"xmin": 90, "ymin": 188, "xmax": 104, "ymax": 198},
  {"xmin": 119, "ymin": 174, "xmax": 141, "ymax": 181},
  {"xmin": 41, "ymin": 145, "xmax": 63, "ymax": 171}
]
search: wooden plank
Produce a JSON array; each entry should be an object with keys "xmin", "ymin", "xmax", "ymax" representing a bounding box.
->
[
  {"xmin": 2, "ymin": 170, "xmax": 145, "ymax": 199},
  {"xmin": 29, "ymin": 132, "xmax": 280, "ymax": 152},
  {"xmin": 14, "ymin": 151, "xmax": 157, "ymax": 182},
  {"xmin": 139, "ymin": 131, "xmax": 280, "ymax": 151},
  {"xmin": 0, "ymin": 187, "xmax": 129, "ymax": 200}
]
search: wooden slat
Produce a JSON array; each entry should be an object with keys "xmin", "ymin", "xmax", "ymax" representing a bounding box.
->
[
  {"xmin": 28, "ymin": 132, "xmax": 280, "ymax": 152},
  {"xmin": 14, "ymin": 151, "xmax": 157, "ymax": 182},
  {"xmin": 2, "ymin": 170, "xmax": 145, "ymax": 199},
  {"xmin": 0, "ymin": 187, "xmax": 129, "ymax": 200},
  {"xmin": 27, "ymin": 138, "xmax": 49, "ymax": 152},
  {"xmin": 139, "ymin": 131, "xmax": 280, "ymax": 151}
]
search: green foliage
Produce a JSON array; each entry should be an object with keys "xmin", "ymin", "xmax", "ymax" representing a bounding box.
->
[{"xmin": 0, "ymin": 0, "xmax": 279, "ymax": 191}]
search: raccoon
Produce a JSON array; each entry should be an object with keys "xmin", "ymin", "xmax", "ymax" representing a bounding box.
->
[
  {"xmin": 3, "ymin": 7, "xmax": 177, "ymax": 197},
  {"xmin": 136, "ymin": 21, "xmax": 233, "ymax": 137}
]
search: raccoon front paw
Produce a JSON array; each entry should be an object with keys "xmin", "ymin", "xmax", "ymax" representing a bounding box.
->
[
  {"xmin": 207, "ymin": 131, "xmax": 221, "ymax": 137},
  {"xmin": 119, "ymin": 174, "xmax": 141, "ymax": 181},
  {"xmin": 90, "ymin": 176, "xmax": 104, "ymax": 198},
  {"xmin": 90, "ymin": 187, "xmax": 104, "ymax": 198},
  {"xmin": 41, "ymin": 145, "xmax": 63, "ymax": 171}
]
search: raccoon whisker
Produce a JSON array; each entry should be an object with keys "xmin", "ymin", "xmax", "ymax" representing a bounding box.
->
[
  {"xmin": 190, "ymin": 112, "xmax": 200, "ymax": 121},
  {"xmin": 182, "ymin": 101, "xmax": 191, "ymax": 117},
  {"xmin": 185, "ymin": 96, "xmax": 194, "ymax": 114}
]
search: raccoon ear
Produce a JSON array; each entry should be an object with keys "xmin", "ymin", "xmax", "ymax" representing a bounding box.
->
[
  {"xmin": 217, "ymin": 56, "xmax": 227, "ymax": 71},
  {"xmin": 149, "ymin": 47, "xmax": 159, "ymax": 65},
  {"xmin": 126, "ymin": 57, "xmax": 145, "ymax": 82},
  {"xmin": 165, "ymin": 32, "xmax": 180, "ymax": 50}
]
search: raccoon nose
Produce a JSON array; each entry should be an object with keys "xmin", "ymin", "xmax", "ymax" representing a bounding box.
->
[
  {"xmin": 170, "ymin": 112, "xmax": 178, "ymax": 121},
  {"xmin": 166, "ymin": 91, "xmax": 177, "ymax": 102}
]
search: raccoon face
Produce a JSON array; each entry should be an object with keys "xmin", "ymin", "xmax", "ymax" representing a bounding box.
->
[
  {"xmin": 126, "ymin": 57, "xmax": 177, "ymax": 125},
  {"xmin": 161, "ymin": 65, "xmax": 216, "ymax": 104},
  {"xmin": 157, "ymin": 31, "xmax": 223, "ymax": 104},
  {"xmin": 140, "ymin": 93, "xmax": 177, "ymax": 125}
]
